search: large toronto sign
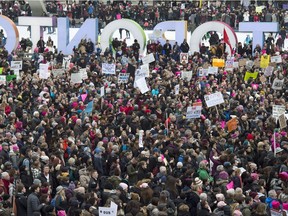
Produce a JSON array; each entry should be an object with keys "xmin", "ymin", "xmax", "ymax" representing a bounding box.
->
[{"xmin": 0, "ymin": 15, "xmax": 279, "ymax": 55}]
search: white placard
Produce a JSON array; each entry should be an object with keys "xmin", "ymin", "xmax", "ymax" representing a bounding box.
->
[
  {"xmin": 39, "ymin": 64, "xmax": 50, "ymax": 79},
  {"xmin": 175, "ymin": 84, "xmax": 180, "ymax": 95},
  {"xmin": 272, "ymin": 78, "xmax": 284, "ymax": 90},
  {"xmin": 273, "ymin": 105, "xmax": 286, "ymax": 119},
  {"xmin": 52, "ymin": 69, "xmax": 65, "ymax": 77},
  {"xmin": 271, "ymin": 55, "xmax": 282, "ymax": 63},
  {"xmin": 264, "ymin": 66, "xmax": 274, "ymax": 77},
  {"xmin": 102, "ymin": 63, "xmax": 116, "ymax": 75},
  {"xmin": 100, "ymin": 86, "xmax": 105, "ymax": 97},
  {"xmin": 62, "ymin": 57, "xmax": 70, "ymax": 69},
  {"xmin": 118, "ymin": 73, "xmax": 130, "ymax": 83},
  {"xmin": 13, "ymin": 69, "xmax": 20, "ymax": 80},
  {"xmin": 199, "ymin": 68, "xmax": 208, "ymax": 77},
  {"xmin": 181, "ymin": 71, "xmax": 192, "ymax": 81},
  {"xmin": 233, "ymin": 62, "xmax": 239, "ymax": 68},
  {"xmin": 139, "ymin": 130, "xmax": 144, "ymax": 148},
  {"xmin": 180, "ymin": 53, "xmax": 189, "ymax": 64},
  {"xmin": 186, "ymin": 106, "xmax": 202, "ymax": 119},
  {"xmin": 225, "ymin": 59, "xmax": 233, "ymax": 69},
  {"xmin": 142, "ymin": 53, "xmax": 155, "ymax": 64},
  {"xmin": 208, "ymin": 67, "xmax": 218, "ymax": 75},
  {"xmin": 0, "ymin": 75, "xmax": 6, "ymax": 85},
  {"xmin": 140, "ymin": 64, "xmax": 150, "ymax": 77},
  {"xmin": 10, "ymin": 61, "xmax": 22, "ymax": 70},
  {"xmin": 135, "ymin": 77, "xmax": 149, "ymax": 94},
  {"xmin": 135, "ymin": 68, "xmax": 147, "ymax": 81},
  {"xmin": 204, "ymin": 92, "xmax": 224, "ymax": 108},
  {"xmin": 99, "ymin": 201, "xmax": 117, "ymax": 216},
  {"xmin": 71, "ymin": 73, "xmax": 82, "ymax": 84},
  {"xmin": 80, "ymin": 68, "xmax": 88, "ymax": 80}
]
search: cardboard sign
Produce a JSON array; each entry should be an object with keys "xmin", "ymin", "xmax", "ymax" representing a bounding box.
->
[
  {"xmin": 244, "ymin": 71, "xmax": 258, "ymax": 81},
  {"xmin": 142, "ymin": 53, "xmax": 155, "ymax": 64},
  {"xmin": 10, "ymin": 61, "xmax": 22, "ymax": 70},
  {"xmin": 239, "ymin": 59, "xmax": 248, "ymax": 67},
  {"xmin": 271, "ymin": 55, "xmax": 282, "ymax": 63},
  {"xmin": 227, "ymin": 118, "xmax": 238, "ymax": 132},
  {"xmin": 204, "ymin": 92, "xmax": 224, "ymax": 108},
  {"xmin": 71, "ymin": 73, "xmax": 82, "ymax": 84},
  {"xmin": 260, "ymin": 55, "xmax": 270, "ymax": 68},
  {"xmin": 102, "ymin": 63, "xmax": 116, "ymax": 75},
  {"xmin": 186, "ymin": 106, "xmax": 202, "ymax": 119},
  {"xmin": 273, "ymin": 105, "xmax": 286, "ymax": 119},
  {"xmin": 279, "ymin": 114, "xmax": 287, "ymax": 129},
  {"xmin": 212, "ymin": 59, "xmax": 225, "ymax": 67},
  {"xmin": 272, "ymin": 78, "xmax": 284, "ymax": 90},
  {"xmin": 180, "ymin": 53, "xmax": 189, "ymax": 64},
  {"xmin": 118, "ymin": 73, "xmax": 130, "ymax": 83}
]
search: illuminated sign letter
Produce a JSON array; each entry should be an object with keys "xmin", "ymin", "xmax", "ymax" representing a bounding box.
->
[
  {"xmin": 190, "ymin": 21, "xmax": 237, "ymax": 56},
  {"xmin": 239, "ymin": 22, "xmax": 278, "ymax": 52},
  {"xmin": 18, "ymin": 16, "xmax": 53, "ymax": 51},
  {"xmin": 58, "ymin": 17, "xmax": 98, "ymax": 55},
  {"xmin": 0, "ymin": 15, "xmax": 19, "ymax": 53},
  {"xmin": 152, "ymin": 21, "xmax": 187, "ymax": 45},
  {"xmin": 100, "ymin": 19, "xmax": 146, "ymax": 54}
]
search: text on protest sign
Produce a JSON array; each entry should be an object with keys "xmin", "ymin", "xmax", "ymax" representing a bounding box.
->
[
  {"xmin": 271, "ymin": 55, "xmax": 282, "ymax": 63},
  {"xmin": 272, "ymin": 78, "xmax": 284, "ymax": 90},
  {"xmin": 204, "ymin": 92, "xmax": 224, "ymax": 108},
  {"xmin": 186, "ymin": 106, "xmax": 202, "ymax": 119},
  {"xmin": 279, "ymin": 114, "xmax": 287, "ymax": 129},
  {"xmin": 52, "ymin": 69, "xmax": 65, "ymax": 77},
  {"xmin": 79, "ymin": 68, "xmax": 88, "ymax": 80},
  {"xmin": 272, "ymin": 105, "xmax": 286, "ymax": 119},
  {"xmin": 10, "ymin": 61, "xmax": 22, "ymax": 70},
  {"xmin": 0, "ymin": 75, "xmax": 6, "ymax": 85},
  {"xmin": 39, "ymin": 64, "xmax": 50, "ymax": 79},
  {"xmin": 264, "ymin": 66, "xmax": 274, "ymax": 77},
  {"xmin": 71, "ymin": 73, "xmax": 82, "ymax": 84},
  {"xmin": 199, "ymin": 68, "xmax": 208, "ymax": 77},
  {"xmin": 181, "ymin": 71, "xmax": 192, "ymax": 81},
  {"xmin": 118, "ymin": 73, "xmax": 130, "ymax": 83},
  {"xmin": 140, "ymin": 64, "xmax": 149, "ymax": 77},
  {"xmin": 102, "ymin": 63, "xmax": 116, "ymax": 75},
  {"xmin": 208, "ymin": 67, "xmax": 218, "ymax": 75},
  {"xmin": 135, "ymin": 77, "xmax": 149, "ymax": 94}
]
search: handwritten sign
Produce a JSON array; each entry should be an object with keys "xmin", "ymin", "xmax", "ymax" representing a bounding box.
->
[
  {"xmin": 204, "ymin": 92, "xmax": 224, "ymax": 108},
  {"xmin": 279, "ymin": 114, "xmax": 287, "ymax": 129},
  {"xmin": 142, "ymin": 53, "xmax": 155, "ymax": 64},
  {"xmin": 39, "ymin": 64, "xmax": 50, "ymax": 79},
  {"xmin": 271, "ymin": 55, "xmax": 282, "ymax": 63},
  {"xmin": 199, "ymin": 68, "xmax": 208, "ymax": 77},
  {"xmin": 0, "ymin": 75, "xmax": 6, "ymax": 85},
  {"xmin": 102, "ymin": 63, "xmax": 116, "ymax": 75},
  {"xmin": 186, "ymin": 106, "xmax": 202, "ymax": 119},
  {"xmin": 71, "ymin": 73, "xmax": 82, "ymax": 84},
  {"xmin": 273, "ymin": 105, "xmax": 286, "ymax": 119},
  {"xmin": 118, "ymin": 73, "xmax": 130, "ymax": 83},
  {"xmin": 272, "ymin": 78, "xmax": 284, "ymax": 90},
  {"xmin": 181, "ymin": 71, "xmax": 192, "ymax": 81},
  {"xmin": 208, "ymin": 67, "xmax": 218, "ymax": 75},
  {"xmin": 52, "ymin": 69, "xmax": 65, "ymax": 77},
  {"xmin": 10, "ymin": 61, "xmax": 22, "ymax": 70},
  {"xmin": 80, "ymin": 68, "xmax": 88, "ymax": 80},
  {"xmin": 264, "ymin": 66, "xmax": 274, "ymax": 77}
]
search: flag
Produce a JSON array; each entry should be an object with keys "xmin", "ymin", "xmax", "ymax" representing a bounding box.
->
[
  {"xmin": 84, "ymin": 101, "xmax": 93, "ymax": 114},
  {"xmin": 223, "ymin": 28, "xmax": 232, "ymax": 54}
]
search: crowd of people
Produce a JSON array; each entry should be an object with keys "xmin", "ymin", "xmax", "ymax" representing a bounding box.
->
[{"xmin": 0, "ymin": 1, "xmax": 288, "ymax": 216}]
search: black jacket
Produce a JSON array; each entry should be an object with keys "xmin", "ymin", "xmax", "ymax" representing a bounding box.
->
[{"xmin": 15, "ymin": 193, "xmax": 27, "ymax": 216}]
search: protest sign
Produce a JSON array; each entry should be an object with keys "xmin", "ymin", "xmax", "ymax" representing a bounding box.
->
[
  {"xmin": 140, "ymin": 64, "xmax": 149, "ymax": 77},
  {"xmin": 139, "ymin": 130, "xmax": 144, "ymax": 148},
  {"xmin": 118, "ymin": 73, "xmax": 130, "ymax": 83},
  {"xmin": 6, "ymin": 75, "xmax": 16, "ymax": 82},
  {"xmin": 71, "ymin": 73, "xmax": 82, "ymax": 84},
  {"xmin": 202, "ymin": 62, "xmax": 210, "ymax": 69},
  {"xmin": 13, "ymin": 69, "xmax": 20, "ymax": 80},
  {"xmin": 99, "ymin": 202, "xmax": 117, "ymax": 216},
  {"xmin": 279, "ymin": 114, "xmax": 287, "ymax": 129},
  {"xmin": 245, "ymin": 60, "xmax": 254, "ymax": 70},
  {"xmin": 244, "ymin": 71, "xmax": 258, "ymax": 81},
  {"xmin": 135, "ymin": 68, "xmax": 147, "ymax": 82},
  {"xmin": 273, "ymin": 105, "xmax": 286, "ymax": 119},
  {"xmin": 136, "ymin": 77, "xmax": 149, "ymax": 94},
  {"xmin": 0, "ymin": 75, "xmax": 6, "ymax": 85},
  {"xmin": 264, "ymin": 66, "xmax": 274, "ymax": 77},
  {"xmin": 260, "ymin": 55, "xmax": 270, "ymax": 68},
  {"xmin": 79, "ymin": 68, "xmax": 88, "ymax": 80},
  {"xmin": 102, "ymin": 63, "xmax": 116, "ymax": 75},
  {"xmin": 52, "ymin": 69, "xmax": 65, "ymax": 77},
  {"xmin": 39, "ymin": 64, "xmax": 50, "ymax": 79},
  {"xmin": 272, "ymin": 78, "xmax": 284, "ymax": 90},
  {"xmin": 208, "ymin": 67, "xmax": 218, "ymax": 75},
  {"xmin": 238, "ymin": 59, "xmax": 247, "ymax": 67},
  {"xmin": 199, "ymin": 68, "xmax": 208, "ymax": 77},
  {"xmin": 271, "ymin": 55, "xmax": 282, "ymax": 63},
  {"xmin": 181, "ymin": 71, "xmax": 192, "ymax": 81},
  {"xmin": 254, "ymin": 59, "xmax": 260, "ymax": 68},
  {"xmin": 180, "ymin": 53, "xmax": 189, "ymax": 64},
  {"xmin": 212, "ymin": 59, "xmax": 225, "ymax": 67},
  {"xmin": 142, "ymin": 53, "xmax": 155, "ymax": 64},
  {"xmin": 62, "ymin": 57, "xmax": 70, "ymax": 69},
  {"xmin": 174, "ymin": 84, "xmax": 180, "ymax": 95},
  {"xmin": 186, "ymin": 106, "xmax": 202, "ymax": 119},
  {"xmin": 259, "ymin": 75, "xmax": 267, "ymax": 83},
  {"xmin": 204, "ymin": 92, "xmax": 224, "ymax": 108},
  {"xmin": 225, "ymin": 59, "xmax": 233, "ymax": 69},
  {"xmin": 227, "ymin": 118, "xmax": 238, "ymax": 132},
  {"xmin": 233, "ymin": 62, "xmax": 239, "ymax": 68},
  {"xmin": 283, "ymin": 4, "xmax": 288, "ymax": 9},
  {"xmin": 100, "ymin": 86, "xmax": 105, "ymax": 97},
  {"xmin": 10, "ymin": 61, "xmax": 22, "ymax": 70}
]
